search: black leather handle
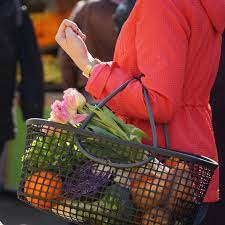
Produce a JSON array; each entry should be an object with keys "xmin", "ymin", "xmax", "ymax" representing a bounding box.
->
[{"xmin": 80, "ymin": 77, "xmax": 170, "ymax": 148}]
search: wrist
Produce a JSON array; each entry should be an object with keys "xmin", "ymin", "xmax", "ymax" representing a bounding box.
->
[
  {"xmin": 73, "ymin": 52, "xmax": 94, "ymax": 72},
  {"xmin": 82, "ymin": 57, "xmax": 101, "ymax": 78},
  {"xmin": 82, "ymin": 53, "xmax": 94, "ymax": 71}
]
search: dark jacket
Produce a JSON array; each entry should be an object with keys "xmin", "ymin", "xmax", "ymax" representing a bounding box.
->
[
  {"xmin": 211, "ymin": 33, "xmax": 225, "ymax": 201},
  {"xmin": 204, "ymin": 33, "xmax": 225, "ymax": 225},
  {"xmin": 0, "ymin": 0, "xmax": 44, "ymax": 142}
]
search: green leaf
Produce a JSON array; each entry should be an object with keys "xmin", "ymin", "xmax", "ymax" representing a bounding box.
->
[
  {"xmin": 85, "ymin": 105, "xmax": 129, "ymax": 140},
  {"xmin": 79, "ymin": 103, "xmax": 147, "ymax": 143},
  {"xmin": 87, "ymin": 124, "xmax": 116, "ymax": 138}
]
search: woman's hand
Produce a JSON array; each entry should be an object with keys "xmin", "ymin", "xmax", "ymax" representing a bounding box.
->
[{"xmin": 55, "ymin": 19, "xmax": 94, "ymax": 71}]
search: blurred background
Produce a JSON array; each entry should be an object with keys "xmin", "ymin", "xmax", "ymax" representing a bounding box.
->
[
  {"xmin": 0, "ymin": 1, "xmax": 73, "ymax": 224},
  {"xmin": 2, "ymin": 0, "xmax": 74, "ymax": 194}
]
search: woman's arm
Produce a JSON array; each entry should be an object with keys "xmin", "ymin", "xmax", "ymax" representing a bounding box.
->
[{"xmin": 85, "ymin": 0, "xmax": 190, "ymax": 123}]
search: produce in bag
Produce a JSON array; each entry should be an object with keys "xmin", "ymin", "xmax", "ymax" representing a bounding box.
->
[
  {"xmin": 24, "ymin": 171, "xmax": 63, "ymax": 209},
  {"xmin": 164, "ymin": 158, "xmax": 195, "ymax": 202},
  {"xmin": 128, "ymin": 157, "xmax": 195, "ymax": 212},
  {"xmin": 22, "ymin": 134, "xmax": 85, "ymax": 175},
  {"xmin": 141, "ymin": 207, "xmax": 171, "ymax": 225},
  {"xmin": 129, "ymin": 171, "xmax": 171, "ymax": 210},
  {"xmin": 52, "ymin": 185, "xmax": 135, "ymax": 225},
  {"xmin": 127, "ymin": 158, "xmax": 171, "ymax": 210},
  {"xmin": 62, "ymin": 161, "xmax": 114, "ymax": 200},
  {"xmin": 164, "ymin": 157, "xmax": 196, "ymax": 216}
]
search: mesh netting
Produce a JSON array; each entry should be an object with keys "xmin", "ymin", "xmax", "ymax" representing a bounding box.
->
[{"xmin": 17, "ymin": 119, "xmax": 217, "ymax": 225}]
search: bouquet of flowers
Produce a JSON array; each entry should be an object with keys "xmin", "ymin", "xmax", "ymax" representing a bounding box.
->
[{"xmin": 49, "ymin": 88, "xmax": 147, "ymax": 142}]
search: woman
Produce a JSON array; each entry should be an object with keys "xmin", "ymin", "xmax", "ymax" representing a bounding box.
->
[{"xmin": 55, "ymin": 0, "xmax": 225, "ymax": 224}]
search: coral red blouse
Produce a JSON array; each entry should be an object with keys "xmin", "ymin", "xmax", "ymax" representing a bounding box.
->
[{"xmin": 85, "ymin": 0, "xmax": 225, "ymax": 202}]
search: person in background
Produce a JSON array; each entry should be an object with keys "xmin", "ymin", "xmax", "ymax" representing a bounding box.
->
[
  {"xmin": 58, "ymin": 0, "xmax": 119, "ymax": 93},
  {"xmin": 0, "ymin": 0, "xmax": 44, "ymax": 190},
  {"xmin": 113, "ymin": 0, "xmax": 136, "ymax": 34}
]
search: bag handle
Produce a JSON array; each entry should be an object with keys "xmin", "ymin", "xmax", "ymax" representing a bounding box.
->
[{"xmin": 80, "ymin": 77, "xmax": 170, "ymax": 149}]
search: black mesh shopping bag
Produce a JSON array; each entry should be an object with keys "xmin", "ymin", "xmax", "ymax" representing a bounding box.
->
[{"xmin": 17, "ymin": 78, "xmax": 218, "ymax": 225}]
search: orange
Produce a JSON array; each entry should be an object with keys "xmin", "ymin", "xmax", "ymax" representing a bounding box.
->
[
  {"xmin": 24, "ymin": 171, "xmax": 62, "ymax": 209},
  {"xmin": 129, "ymin": 172, "xmax": 171, "ymax": 210},
  {"xmin": 164, "ymin": 157, "xmax": 180, "ymax": 168},
  {"xmin": 141, "ymin": 208, "xmax": 171, "ymax": 225}
]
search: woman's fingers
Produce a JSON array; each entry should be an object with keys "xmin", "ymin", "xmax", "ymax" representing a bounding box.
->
[
  {"xmin": 63, "ymin": 19, "xmax": 78, "ymax": 30},
  {"xmin": 65, "ymin": 27, "xmax": 77, "ymax": 40},
  {"xmin": 55, "ymin": 19, "xmax": 86, "ymax": 47},
  {"xmin": 63, "ymin": 19, "xmax": 86, "ymax": 40},
  {"xmin": 55, "ymin": 21, "xmax": 66, "ymax": 43}
]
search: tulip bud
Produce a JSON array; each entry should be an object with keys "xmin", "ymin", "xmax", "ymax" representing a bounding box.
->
[
  {"xmin": 63, "ymin": 88, "xmax": 86, "ymax": 115},
  {"xmin": 50, "ymin": 100, "xmax": 70, "ymax": 124}
]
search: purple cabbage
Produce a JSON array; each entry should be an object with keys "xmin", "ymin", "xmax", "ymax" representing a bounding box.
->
[{"xmin": 62, "ymin": 161, "xmax": 114, "ymax": 200}]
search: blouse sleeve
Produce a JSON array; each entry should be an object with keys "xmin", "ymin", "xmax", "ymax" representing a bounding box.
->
[{"xmin": 85, "ymin": 0, "xmax": 189, "ymax": 123}]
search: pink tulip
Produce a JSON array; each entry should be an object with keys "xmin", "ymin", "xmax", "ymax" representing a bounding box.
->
[
  {"xmin": 70, "ymin": 114, "xmax": 88, "ymax": 125},
  {"xmin": 50, "ymin": 100, "xmax": 70, "ymax": 124},
  {"xmin": 63, "ymin": 88, "xmax": 86, "ymax": 114}
]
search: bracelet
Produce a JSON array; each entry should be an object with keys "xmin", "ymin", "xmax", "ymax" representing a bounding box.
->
[{"xmin": 82, "ymin": 58, "xmax": 101, "ymax": 78}]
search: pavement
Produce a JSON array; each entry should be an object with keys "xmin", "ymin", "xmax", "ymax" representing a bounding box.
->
[{"xmin": 0, "ymin": 191, "xmax": 70, "ymax": 225}]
